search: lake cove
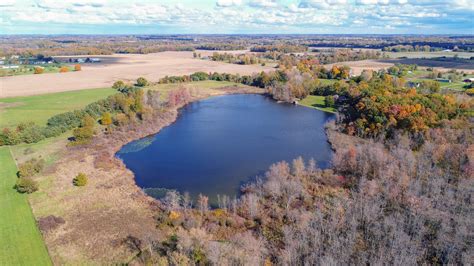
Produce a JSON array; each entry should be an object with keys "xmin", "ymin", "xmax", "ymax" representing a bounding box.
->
[{"xmin": 117, "ymin": 94, "xmax": 335, "ymax": 204}]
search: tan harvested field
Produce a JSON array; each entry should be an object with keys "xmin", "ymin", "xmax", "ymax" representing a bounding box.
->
[
  {"xmin": 0, "ymin": 51, "xmax": 271, "ymax": 98},
  {"xmin": 324, "ymin": 60, "xmax": 395, "ymax": 75},
  {"xmin": 325, "ymin": 59, "xmax": 474, "ymax": 75}
]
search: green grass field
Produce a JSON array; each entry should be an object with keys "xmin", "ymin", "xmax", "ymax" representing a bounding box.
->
[
  {"xmin": 299, "ymin": 95, "xmax": 336, "ymax": 113},
  {"xmin": 0, "ymin": 88, "xmax": 115, "ymax": 128},
  {"xmin": 319, "ymin": 79, "xmax": 338, "ymax": 86},
  {"xmin": 0, "ymin": 147, "xmax": 51, "ymax": 265}
]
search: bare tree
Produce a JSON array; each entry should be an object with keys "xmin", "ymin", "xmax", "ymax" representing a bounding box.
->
[{"xmin": 197, "ymin": 194, "xmax": 209, "ymax": 215}]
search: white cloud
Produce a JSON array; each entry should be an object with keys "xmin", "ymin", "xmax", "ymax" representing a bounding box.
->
[
  {"xmin": 0, "ymin": 0, "xmax": 471, "ymax": 33},
  {"xmin": 356, "ymin": 0, "xmax": 407, "ymax": 5},
  {"xmin": 249, "ymin": 0, "xmax": 279, "ymax": 8},
  {"xmin": 0, "ymin": 0, "xmax": 15, "ymax": 7},
  {"xmin": 216, "ymin": 0, "xmax": 242, "ymax": 7}
]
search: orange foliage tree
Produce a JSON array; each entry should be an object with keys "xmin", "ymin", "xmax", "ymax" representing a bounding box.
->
[
  {"xmin": 34, "ymin": 67, "xmax": 44, "ymax": 74},
  {"xmin": 59, "ymin": 66, "xmax": 69, "ymax": 73}
]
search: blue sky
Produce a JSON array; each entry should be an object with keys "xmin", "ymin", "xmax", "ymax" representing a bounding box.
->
[{"xmin": 0, "ymin": 0, "xmax": 473, "ymax": 34}]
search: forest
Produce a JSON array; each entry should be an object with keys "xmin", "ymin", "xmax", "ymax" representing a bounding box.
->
[{"xmin": 2, "ymin": 35, "xmax": 473, "ymax": 57}]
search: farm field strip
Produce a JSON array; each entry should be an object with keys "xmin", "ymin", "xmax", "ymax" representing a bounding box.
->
[{"xmin": 0, "ymin": 147, "xmax": 51, "ymax": 265}]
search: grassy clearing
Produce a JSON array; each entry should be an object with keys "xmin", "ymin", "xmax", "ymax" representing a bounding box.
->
[
  {"xmin": 299, "ymin": 95, "xmax": 336, "ymax": 113},
  {"xmin": 439, "ymin": 81, "xmax": 469, "ymax": 91},
  {"xmin": 147, "ymin": 80, "xmax": 250, "ymax": 99},
  {"xmin": 9, "ymin": 132, "xmax": 69, "ymax": 165},
  {"xmin": 0, "ymin": 88, "xmax": 115, "ymax": 128},
  {"xmin": 319, "ymin": 79, "xmax": 338, "ymax": 86},
  {"xmin": 0, "ymin": 147, "xmax": 51, "ymax": 265},
  {"xmin": 0, "ymin": 65, "xmax": 75, "ymax": 77}
]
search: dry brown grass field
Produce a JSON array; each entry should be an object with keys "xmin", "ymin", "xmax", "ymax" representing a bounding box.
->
[
  {"xmin": 0, "ymin": 51, "xmax": 271, "ymax": 98},
  {"xmin": 324, "ymin": 59, "xmax": 474, "ymax": 75}
]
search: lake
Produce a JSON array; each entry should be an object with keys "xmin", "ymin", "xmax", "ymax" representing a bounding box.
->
[{"xmin": 117, "ymin": 94, "xmax": 335, "ymax": 204}]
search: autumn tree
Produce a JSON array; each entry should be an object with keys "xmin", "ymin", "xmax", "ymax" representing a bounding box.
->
[
  {"xmin": 59, "ymin": 66, "xmax": 69, "ymax": 73},
  {"xmin": 74, "ymin": 64, "xmax": 81, "ymax": 71},
  {"xmin": 100, "ymin": 112, "xmax": 112, "ymax": 126},
  {"xmin": 34, "ymin": 66, "xmax": 44, "ymax": 74},
  {"xmin": 72, "ymin": 115, "xmax": 95, "ymax": 143}
]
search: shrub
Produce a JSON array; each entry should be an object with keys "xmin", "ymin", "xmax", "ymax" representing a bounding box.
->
[
  {"xmin": 114, "ymin": 113, "xmax": 129, "ymax": 126},
  {"xmin": 59, "ymin": 66, "xmax": 69, "ymax": 73},
  {"xmin": 466, "ymin": 88, "xmax": 474, "ymax": 96},
  {"xmin": 0, "ymin": 128, "xmax": 21, "ymax": 145},
  {"xmin": 136, "ymin": 77, "xmax": 149, "ymax": 87},
  {"xmin": 34, "ymin": 67, "xmax": 44, "ymax": 74},
  {"xmin": 74, "ymin": 64, "xmax": 81, "ymax": 71},
  {"xmin": 17, "ymin": 158, "xmax": 45, "ymax": 178},
  {"xmin": 15, "ymin": 177, "xmax": 39, "ymax": 193},
  {"xmin": 73, "ymin": 173, "xmax": 88, "ymax": 186}
]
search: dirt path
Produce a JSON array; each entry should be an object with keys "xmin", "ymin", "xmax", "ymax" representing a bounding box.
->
[{"xmin": 0, "ymin": 51, "xmax": 271, "ymax": 98}]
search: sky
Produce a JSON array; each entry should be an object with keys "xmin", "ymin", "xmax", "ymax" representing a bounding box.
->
[{"xmin": 0, "ymin": 0, "xmax": 473, "ymax": 35}]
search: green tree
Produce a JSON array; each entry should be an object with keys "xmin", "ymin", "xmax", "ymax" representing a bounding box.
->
[
  {"xmin": 112, "ymin": 80, "xmax": 126, "ymax": 91},
  {"xmin": 324, "ymin": 95, "xmax": 335, "ymax": 107},
  {"xmin": 136, "ymin": 77, "xmax": 149, "ymax": 87}
]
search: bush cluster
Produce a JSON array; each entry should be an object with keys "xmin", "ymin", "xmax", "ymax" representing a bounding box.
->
[
  {"xmin": 159, "ymin": 70, "xmax": 288, "ymax": 89},
  {"xmin": 17, "ymin": 158, "xmax": 45, "ymax": 178},
  {"xmin": 15, "ymin": 177, "xmax": 39, "ymax": 193}
]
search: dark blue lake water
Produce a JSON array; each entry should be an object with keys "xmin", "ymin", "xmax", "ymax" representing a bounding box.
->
[{"xmin": 117, "ymin": 94, "xmax": 334, "ymax": 203}]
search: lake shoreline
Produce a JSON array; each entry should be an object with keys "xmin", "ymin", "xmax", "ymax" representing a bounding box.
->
[
  {"xmin": 118, "ymin": 93, "xmax": 335, "ymax": 203},
  {"xmin": 31, "ymin": 86, "xmax": 266, "ymax": 263}
]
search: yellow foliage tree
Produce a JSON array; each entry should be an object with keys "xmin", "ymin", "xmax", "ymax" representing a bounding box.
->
[{"xmin": 100, "ymin": 112, "xmax": 112, "ymax": 126}]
